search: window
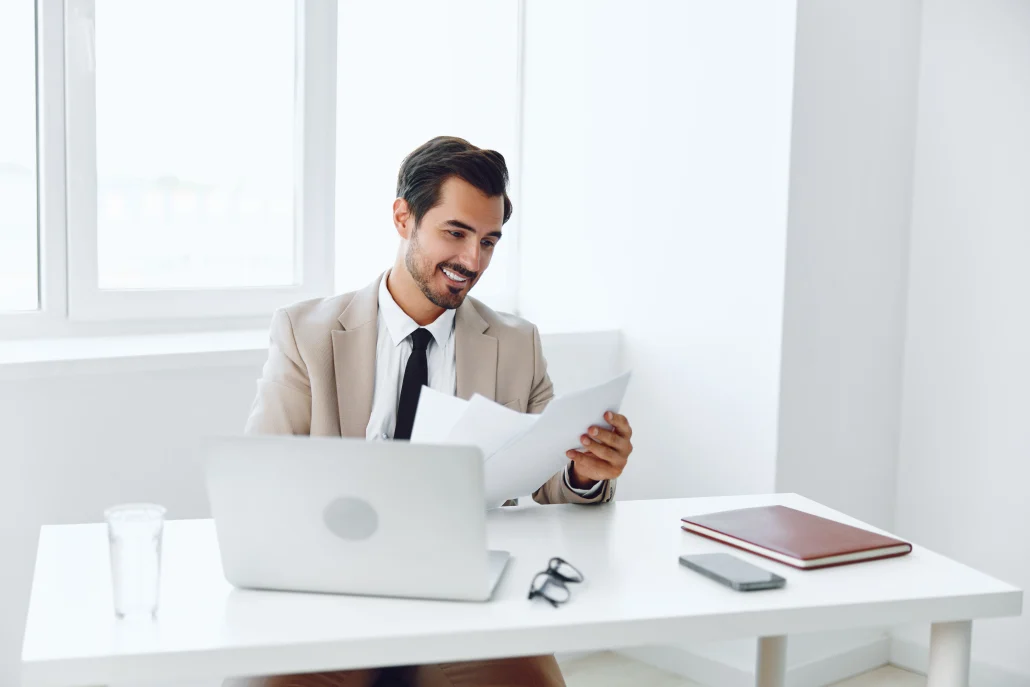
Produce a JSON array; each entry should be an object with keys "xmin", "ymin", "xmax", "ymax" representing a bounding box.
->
[
  {"xmin": 0, "ymin": 2, "xmax": 39, "ymax": 313},
  {"xmin": 64, "ymin": 0, "xmax": 335, "ymax": 320},
  {"xmin": 1, "ymin": 0, "xmax": 522, "ymax": 335},
  {"xmin": 335, "ymin": 0, "xmax": 521, "ymax": 311}
]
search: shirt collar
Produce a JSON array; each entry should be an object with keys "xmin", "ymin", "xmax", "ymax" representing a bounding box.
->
[{"xmin": 378, "ymin": 271, "xmax": 456, "ymax": 349}]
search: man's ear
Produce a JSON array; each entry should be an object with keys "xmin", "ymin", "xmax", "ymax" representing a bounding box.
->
[{"xmin": 393, "ymin": 198, "xmax": 413, "ymax": 240}]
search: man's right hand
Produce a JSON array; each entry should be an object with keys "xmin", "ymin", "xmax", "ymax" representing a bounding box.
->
[{"xmin": 565, "ymin": 411, "xmax": 633, "ymax": 483}]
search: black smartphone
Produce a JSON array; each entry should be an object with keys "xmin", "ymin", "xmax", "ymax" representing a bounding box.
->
[{"xmin": 679, "ymin": 553, "xmax": 786, "ymax": 591}]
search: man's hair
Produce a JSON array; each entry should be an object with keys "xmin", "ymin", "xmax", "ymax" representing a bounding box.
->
[{"xmin": 396, "ymin": 136, "xmax": 513, "ymax": 228}]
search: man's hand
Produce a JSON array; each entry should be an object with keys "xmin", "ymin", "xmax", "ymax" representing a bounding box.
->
[{"xmin": 565, "ymin": 411, "xmax": 633, "ymax": 489}]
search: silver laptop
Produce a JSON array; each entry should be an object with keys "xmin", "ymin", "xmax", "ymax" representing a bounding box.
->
[{"xmin": 204, "ymin": 435, "xmax": 511, "ymax": 602}]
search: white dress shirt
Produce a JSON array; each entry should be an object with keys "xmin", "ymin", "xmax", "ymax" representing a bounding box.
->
[
  {"xmin": 365, "ymin": 274, "xmax": 457, "ymax": 441},
  {"xmin": 364, "ymin": 274, "xmax": 601, "ymax": 497}
]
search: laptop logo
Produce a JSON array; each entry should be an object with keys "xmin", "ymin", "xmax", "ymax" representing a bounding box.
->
[{"xmin": 323, "ymin": 497, "xmax": 379, "ymax": 541}]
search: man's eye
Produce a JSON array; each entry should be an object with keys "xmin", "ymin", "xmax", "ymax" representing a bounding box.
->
[
  {"xmin": 481, "ymin": 240, "xmax": 495, "ymax": 249},
  {"xmin": 450, "ymin": 231, "xmax": 463, "ymax": 238}
]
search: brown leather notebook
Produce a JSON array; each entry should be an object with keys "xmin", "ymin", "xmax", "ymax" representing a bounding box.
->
[{"xmin": 681, "ymin": 505, "xmax": 912, "ymax": 570}]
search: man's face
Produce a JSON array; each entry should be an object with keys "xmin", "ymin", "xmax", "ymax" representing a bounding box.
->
[{"xmin": 404, "ymin": 176, "xmax": 504, "ymax": 310}]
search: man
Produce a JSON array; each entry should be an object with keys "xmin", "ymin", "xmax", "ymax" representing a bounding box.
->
[{"xmin": 242, "ymin": 136, "xmax": 634, "ymax": 687}]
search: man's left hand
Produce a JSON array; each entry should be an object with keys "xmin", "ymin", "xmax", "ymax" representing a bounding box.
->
[{"xmin": 566, "ymin": 411, "xmax": 633, "ymax": 489}]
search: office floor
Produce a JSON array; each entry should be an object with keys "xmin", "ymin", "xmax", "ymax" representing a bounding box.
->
[{"xmin": 561, "ymin": 652, "xmax": 926, "ymax": 687}]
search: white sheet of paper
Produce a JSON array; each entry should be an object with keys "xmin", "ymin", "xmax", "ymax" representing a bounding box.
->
[
  {"xmin": 409, "ymin": 386, "xmax": 468, "ymax": 444},
  {"xmin": 483, "ymin": 371, "xmax": 632, "ymax": 507},
  {"xmin": 446, "ymin": 394, "xmax": 540, "ymax": 462}
]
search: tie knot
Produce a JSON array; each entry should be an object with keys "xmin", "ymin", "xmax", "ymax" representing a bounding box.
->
[{"xmin": 410, "ymin": 328, "xmax": 433, "ymax": 352}]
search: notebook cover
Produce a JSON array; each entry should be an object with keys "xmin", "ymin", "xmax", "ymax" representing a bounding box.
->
[{"xmin": 680, "ymin": 505, "xmax": 912, "ymax": 569}]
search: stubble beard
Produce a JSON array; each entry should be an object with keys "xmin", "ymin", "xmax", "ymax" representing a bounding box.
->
[{"xmin": 405, "ymin": 228, "xmax": 473, "ymax": 310}]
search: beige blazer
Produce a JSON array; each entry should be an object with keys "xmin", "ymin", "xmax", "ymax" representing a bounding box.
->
[{"xmin": 244, "ymin": 274, "xmax": 615, "ymax": 505}]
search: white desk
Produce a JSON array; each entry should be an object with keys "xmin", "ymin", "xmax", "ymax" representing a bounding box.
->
[{"xmin": 22, "ymin": 494, "xmax": 1022, "ymax": 687}]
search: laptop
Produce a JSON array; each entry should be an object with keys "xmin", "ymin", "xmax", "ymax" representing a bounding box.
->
[{"xmin": 204, "ymin": 435, "xmax": 511, "ymax": 602}]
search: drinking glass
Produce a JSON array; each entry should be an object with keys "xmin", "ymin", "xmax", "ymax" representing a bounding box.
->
[{"xmin": 105, "ymin": 503, "xmax": 166, "ymax": 619}]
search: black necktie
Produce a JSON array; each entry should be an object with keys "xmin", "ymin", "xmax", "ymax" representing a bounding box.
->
[{"xmin": 393, "ymin": 328, "xmax": 433, "ymax": 440}]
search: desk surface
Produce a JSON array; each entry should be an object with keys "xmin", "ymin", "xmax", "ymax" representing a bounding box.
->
[{"xmin": 22, "ymin": 493, "xmax": 1022, "ymax": 687}]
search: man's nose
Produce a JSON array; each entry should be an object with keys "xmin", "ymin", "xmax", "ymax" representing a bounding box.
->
[{"xmin": 458, "ymin": 242, "xmax": 481, "ymax": 273}]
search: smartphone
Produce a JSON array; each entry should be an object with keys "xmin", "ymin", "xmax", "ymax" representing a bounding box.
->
[{"xmin": 679, "ymin": 553, "xmax": 786, "ymax": 591}]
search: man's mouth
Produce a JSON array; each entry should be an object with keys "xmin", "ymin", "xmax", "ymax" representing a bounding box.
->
[{"xmin": 440, "ymin": 266, "xmax": 472, "ymax": 286}]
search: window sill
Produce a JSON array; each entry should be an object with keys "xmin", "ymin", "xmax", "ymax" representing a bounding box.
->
[
  {"xmin": 0, "ymin": 329, "xmax": 622, "ymax": 381},
  {"xmin": 0, "ymin": 330, "xmax": 271, "ymax": 380}
]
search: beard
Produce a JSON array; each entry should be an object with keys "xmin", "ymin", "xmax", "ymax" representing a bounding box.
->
[{"xmin": 405, "ymin": 229, "xmax": 478, "ymax": 310}]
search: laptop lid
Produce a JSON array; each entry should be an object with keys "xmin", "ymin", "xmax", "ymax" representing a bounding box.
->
[{"xmin": 204, "ymin": 435, "xmax": 496, "ymax": 601}]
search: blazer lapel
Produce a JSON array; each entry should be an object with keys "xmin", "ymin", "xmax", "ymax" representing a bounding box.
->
[
  {"xmin": 455, "ymin": 299, "xmax": 497, "ymax": 401},
  {"xmin": 332, "ymin": 275, "xmax": 381, "ymax": 437}
]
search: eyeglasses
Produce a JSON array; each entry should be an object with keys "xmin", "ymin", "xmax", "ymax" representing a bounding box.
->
[{"xmin": 528, "ymin": 557, "xmax": 584, "ymax": 608}]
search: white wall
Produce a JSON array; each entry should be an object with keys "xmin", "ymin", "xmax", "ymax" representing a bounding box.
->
[
  {"xmin": 776, "ymin": 0, "xmax": 922, "ymax": 531},
  {"xmin": 0, "ymin": 334, "xmax": 619, "ymax": 687},
  {"xmin": 893, "ymin": 0, "xmax": 1030, "ymax": 681},
  {"xmin": 518, "ymin": 0, "xmax": 798, "ymax": 500},
  {"xmin": 770, "ymin": 2, "xmax": 925, "ymax": 679}
]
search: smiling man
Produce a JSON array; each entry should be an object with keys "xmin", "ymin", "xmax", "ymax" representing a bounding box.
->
[{"xmin": 242, "ymin": 136, "xmax": 634, "ymax": 687}]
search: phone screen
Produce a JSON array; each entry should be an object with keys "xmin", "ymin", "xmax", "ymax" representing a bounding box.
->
[{"xmin": 680, "ymin": 553, "xmax": 782, "ymax": 586}]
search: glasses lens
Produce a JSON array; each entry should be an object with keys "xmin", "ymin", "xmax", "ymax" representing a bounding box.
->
[
  {"xmin": 530, "ymin": 573, "xmax": 570, "ymax": 604},
  {"xmin": 549, "ymin": 558, "xmax": 583, "ymax": 583}
]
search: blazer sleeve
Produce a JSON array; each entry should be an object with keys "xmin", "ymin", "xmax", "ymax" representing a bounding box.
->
[
  {"xmin": 528, "ymin": 325, "xmax": 616, "ymax": 506},
  {"xmin": 244, "ymin": 308, "xmax": 313, "ymax": 436}
]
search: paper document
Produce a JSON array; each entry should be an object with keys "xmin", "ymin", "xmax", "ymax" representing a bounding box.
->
[
  {"xmin": 409, "ymin": 387, "xmax": 467, "ymax": 443},
  {"xmin": 446, "ymin": 395, "xmax": 539, "ymax": 461},
  {"xmin": 410, "ymin": 371, "xmax": 632, "ymax": 507}
]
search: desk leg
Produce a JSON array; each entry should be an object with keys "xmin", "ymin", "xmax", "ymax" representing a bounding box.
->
[
  {"xmin": 927, "ymin": 620, "xmax": 972, "ymax": 687},
  {"xmin": 756, "ymin": 635, "xmax": 787, "ymax": 687}
]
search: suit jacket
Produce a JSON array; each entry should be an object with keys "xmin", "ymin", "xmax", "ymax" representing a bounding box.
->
[{"xmin": 244, "ymin": 274, "xmax": 615, "ymax": 505}]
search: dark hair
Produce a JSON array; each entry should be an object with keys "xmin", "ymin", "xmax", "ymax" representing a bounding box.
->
[{"xmin": 396, "ymin": 136, "xmax": 513, "ymax": 228}]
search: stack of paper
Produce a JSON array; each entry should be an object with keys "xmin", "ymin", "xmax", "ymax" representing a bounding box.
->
[{"xmin": 410, "ymin": 372, "xmax": 632, "ymax": 507}]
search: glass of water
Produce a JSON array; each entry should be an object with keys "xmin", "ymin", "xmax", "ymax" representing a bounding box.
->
[{"xmin": 105, "ymin": 503, "xmax": 166, "ymax": 619}]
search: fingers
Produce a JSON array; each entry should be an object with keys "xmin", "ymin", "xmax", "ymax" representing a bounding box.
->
[
  {"xmin": 586, "ymin": 425, "xmax": 630, "ymax": 453},
  {"xmin": 605, "ymin": 411, "xmax": 633, "ymax": 440},
  {"xmin": 564, "ymin": 411, "xmax": 634, "ymax": 484},
  {"xmin": 572, "ymin": 435, "xmax": 627, "ymax": 469},
  {"xmin": 565, "ymin": 450, "xmax": 621, "ymax": 481}
]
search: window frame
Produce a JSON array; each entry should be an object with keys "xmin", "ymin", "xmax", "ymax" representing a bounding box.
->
[
  {"xmin": 0, "ymin": 0, "xmax": 70, "ymax": 339},
  {"xmin": 63, "ymin": 0, "xmax": 336, "ymax": 321}
]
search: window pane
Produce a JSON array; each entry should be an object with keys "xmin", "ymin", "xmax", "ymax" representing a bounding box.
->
[
  {"xmin": 95, "ymin": 1, "xmax": 296, "ymax": 290},
  {"xmin": 335, "ymin": 0, "xmax": 519, "ymax": 306},
  {"xmin": 0, "ymin": 2, "xmax": 39, "ymax": 312}
]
